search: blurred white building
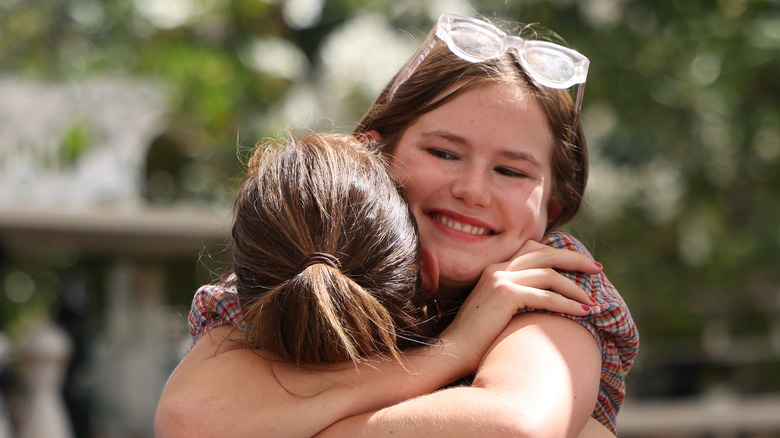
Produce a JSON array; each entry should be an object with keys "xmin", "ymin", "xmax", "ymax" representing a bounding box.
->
[{"xmin": 0, "ymin": 76, "xmax": 230, "ymax": 438}]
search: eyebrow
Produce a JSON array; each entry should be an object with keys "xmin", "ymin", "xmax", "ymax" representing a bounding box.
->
[{"xmin": 419, "ymin": 130, "xmax": 543, "ymax": 169}]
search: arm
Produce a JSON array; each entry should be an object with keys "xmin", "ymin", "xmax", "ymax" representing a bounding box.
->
[
  {"xmin": 156, "ymin": 260, "xmax": 596, "ymax": 438},
  {"xmin": 315, "ymin": 312, "xmax": 602, "ymax": 438},
  {"xmin": 155, "ymin": 325, "xmax": 478, "ymax": 438},
  {"xmin": 157, "ymin": 241, "xmax": 605, "ymax": 437}
]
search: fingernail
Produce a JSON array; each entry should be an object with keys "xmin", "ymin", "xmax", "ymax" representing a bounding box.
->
[
  {"xmin": 594, "ymin": 261, "xmax": 603, "ymax": 269},
  {"xmin": 590, "ymin": 296, "xmax": 597, "ymax": 304},
  {"xmin": 581, "ymin": 304, "xmax": 591, "ymax": 312}
]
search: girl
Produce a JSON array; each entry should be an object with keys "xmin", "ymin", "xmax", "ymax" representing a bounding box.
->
[{"xmin": 324, "ymin": 13, "xmax": 638, "ymax": 436}]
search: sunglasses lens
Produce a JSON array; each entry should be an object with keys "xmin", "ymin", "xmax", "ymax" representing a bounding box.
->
[
  {"xmin": 522, "ymin": 46, "xmax": 578, "ymax": 88},
  {"xmin": 448, "ymin": 22, "xmax": 504, "ymax": 62}
]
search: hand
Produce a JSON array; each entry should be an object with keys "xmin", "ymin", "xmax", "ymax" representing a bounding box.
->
[{"xmin": 438, "ymin": 239, "xmax": 602, "ymax": 370}]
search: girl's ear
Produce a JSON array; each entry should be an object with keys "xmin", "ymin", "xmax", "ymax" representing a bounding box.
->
[
  {"xmin": 547, "ymin": 195, "xmax": 563, "ymax": 226},
  {"xmin": 420, "ymin": 247, "xmax": 439, "ymax": 298},
  {"xmin": 358, "ymin": 130, "xmax": 383, "ymax": 144}
]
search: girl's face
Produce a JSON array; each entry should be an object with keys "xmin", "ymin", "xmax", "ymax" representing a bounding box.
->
[{"xmin": 389, "ymin": 82, "xmax": 557, "ymax": 295}]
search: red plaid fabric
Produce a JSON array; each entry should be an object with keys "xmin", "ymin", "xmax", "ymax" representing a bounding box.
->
[{"xmin": 188, "ymin": 276, "xmax": 243, "ymax": 345}]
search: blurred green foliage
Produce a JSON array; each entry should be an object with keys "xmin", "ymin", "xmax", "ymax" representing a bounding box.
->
[
  {"xmin": 1, "ymin": 0, "xmax": 779, "ymax": 393},
  {"xmin": 60, "ymin": 120, "xmax": 93, "ymax": 167}
]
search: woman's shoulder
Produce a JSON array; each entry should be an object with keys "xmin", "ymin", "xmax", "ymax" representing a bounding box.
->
[{"xmin": 155, "ymin": 326, "xmax": 278, "ymax": 438}]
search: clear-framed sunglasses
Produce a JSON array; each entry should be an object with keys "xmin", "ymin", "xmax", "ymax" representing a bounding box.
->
[{"xmin": 388, "ymin": 13, "xmax": 590, "ymax": 124}]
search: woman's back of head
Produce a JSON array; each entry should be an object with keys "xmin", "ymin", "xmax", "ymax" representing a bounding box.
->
[{"xmin": 231, "ymin": 131, "xmax": 428, "ymax": 366}]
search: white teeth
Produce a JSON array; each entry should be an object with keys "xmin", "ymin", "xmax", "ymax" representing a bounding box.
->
[{"xmin": 433, "ymin": 214, "xmax": 490, "ymax": 236}]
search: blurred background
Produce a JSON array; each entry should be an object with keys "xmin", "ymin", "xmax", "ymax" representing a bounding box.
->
[{"xmin": 0, "ymin": 0, "xmax": 779, "ymax": 437}]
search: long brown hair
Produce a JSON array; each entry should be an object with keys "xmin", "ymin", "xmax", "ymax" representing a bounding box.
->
[
  {"xmin": 230, "ymin": 132, "xmax": 429, "ymax": 367},
  {"xmin": 355, "ymin": 25, "xmax": 588, "ymax": 231}
]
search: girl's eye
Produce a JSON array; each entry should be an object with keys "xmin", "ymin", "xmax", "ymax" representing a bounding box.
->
[
  {"xmin": 495, "ymin": 167, "xmax": 527, "ymax": 178},
  {"xmin": 427, "ymin": 148, "xmax": 457, "ymax": 160}
]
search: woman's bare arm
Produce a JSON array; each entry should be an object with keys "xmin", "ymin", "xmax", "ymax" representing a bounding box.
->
[
  {"xmin": 315, "ymin": 313, "xmax": 602, "ymax": 438},
  {"xmin": 155, "ymin": 324, "xmax": 478, "ymax": 438}
]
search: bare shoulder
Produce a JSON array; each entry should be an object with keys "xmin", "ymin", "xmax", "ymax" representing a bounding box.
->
[
  {"xmin": 472, "ymin": 313, "xmax": 602, "ymax": 435},
  {"xmin": 155, "ymin": 326, "xmax": 266, "ymax": 438},
  {"xmin": 485, "ymin": 312, "xmax": 600, "ymax": 361}
]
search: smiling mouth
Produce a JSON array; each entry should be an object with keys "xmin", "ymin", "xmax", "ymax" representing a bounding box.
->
[{"xmin": 431, "ymin": 213, "xmax": 494, "ymax": 236}]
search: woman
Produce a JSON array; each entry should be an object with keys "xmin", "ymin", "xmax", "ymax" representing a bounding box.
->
[{"xmin": 155, "ymin": 132, "xmax": 596, "ymax": 437}]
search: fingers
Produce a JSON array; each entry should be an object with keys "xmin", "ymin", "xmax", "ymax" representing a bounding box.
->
[
  {"xmin": 505, "ymin": 240, "xmax": 602, "ymax": 276},
  {"xmin": 502, "ymin": 268, "xmax": 594, "ymax": 307},
  {"xmin": 441, "ymin": 265, "xmax": 594, "ymax": 367},
  {"xmin": 462, "ymin": 280, "xmax": 590, "ymax": 323},
  {"xmin": 506, "ymin": 284, "xmax": 592, "ymax": 316}
]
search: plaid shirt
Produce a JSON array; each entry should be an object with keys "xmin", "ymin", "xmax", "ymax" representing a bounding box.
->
[
  {"xmin": 187, "ymin": 230, "xmax": 638, "ymax": 434},
  {"xmin": 188, "ymin": 276, "xmax": 243, "ymax": 345}
]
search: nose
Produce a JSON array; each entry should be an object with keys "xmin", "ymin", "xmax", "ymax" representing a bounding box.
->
[{"xmin": 450, "ymin": 165, "xmax": 492, "ymax": 208}]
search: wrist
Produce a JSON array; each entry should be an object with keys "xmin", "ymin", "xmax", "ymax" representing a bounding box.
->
[{"xmin": 436, "ymin": 331, "xmax": 481, "ymax": 375}]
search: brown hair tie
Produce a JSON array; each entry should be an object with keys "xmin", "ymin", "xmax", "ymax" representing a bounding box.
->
[{"xmin": 299, "ymin": 252, "xmax": 341, "ymax": 271}]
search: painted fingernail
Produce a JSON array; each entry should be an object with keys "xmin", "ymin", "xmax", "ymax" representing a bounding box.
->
[
  {"xmin": 581, "ymin": 304, "xmax": 591, "ymax": 312},
  {"xmin": 594, "ymin": 261, "xmax": 603, "ymax": 269},
  {"xmin": 590, "ymin": 296, "xmax": 597, "ymax": 304}
]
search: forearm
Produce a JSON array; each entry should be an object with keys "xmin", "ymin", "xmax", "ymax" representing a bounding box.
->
[
  {"xmin": 318, "ymin": 398, "xmax": 614, "ymax": 438},
  {"xmin": 317, "ymin": 385, "xmax": 537, "ymax": 438},
  {"xmin": 319, "ymin": 313, "xmax": 603, "ymax": 438},
  {"xmin": 156, "ymin": 326, "xmax": 478, "ymax": 438},
  {"xmin": 322, "ymin": 340, "xmax": 477, "ymax": 419}
]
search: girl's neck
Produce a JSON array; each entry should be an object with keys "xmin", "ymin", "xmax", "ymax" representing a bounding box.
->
[
  {"xmin": 426, "ymin": 285, "xmax": 472, "ymax": 337},
  {"xmin": 434, "ymin": 285, "xmax": 471, "ymax": 311}
]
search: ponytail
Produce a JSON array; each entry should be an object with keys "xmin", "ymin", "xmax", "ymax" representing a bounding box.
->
[
  {"xmin": 230, "ymin": 132, "xmax": 428, "ymax": 367},
  {"xmin": 241, "ymin": 263, "xmax": 403, "ymax": 366}
]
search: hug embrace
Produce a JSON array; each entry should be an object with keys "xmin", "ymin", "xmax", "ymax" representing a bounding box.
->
[{"xmin": 156, "ymin": 12, "xmax": 639, "ymax": 438}]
